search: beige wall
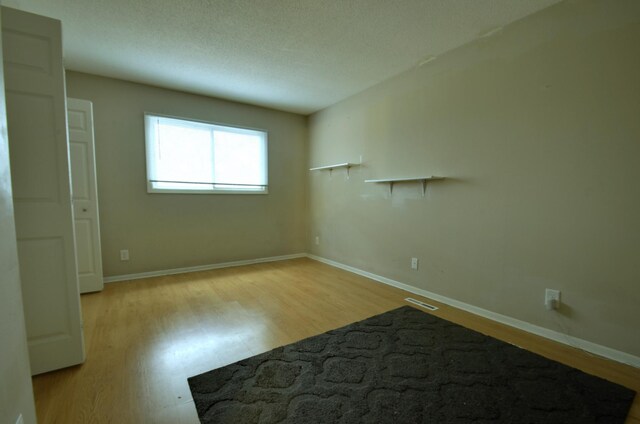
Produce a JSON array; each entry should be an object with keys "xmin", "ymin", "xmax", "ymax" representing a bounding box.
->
[
  {"xmin": 308, "ymin": 0, "xmax": 640, "ymax": 357},
  {"xmin": 66, "ymin": 72, "xmax": 307, "ymax": 277},
  {"xmin": 0, "ymin": 7, "xmax": 37, "ymax": 422}
]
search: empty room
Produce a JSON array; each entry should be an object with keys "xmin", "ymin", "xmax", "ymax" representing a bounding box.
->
[{"xmin": 1, "ymin": 0, "xmax": 639, "ymax": 423}]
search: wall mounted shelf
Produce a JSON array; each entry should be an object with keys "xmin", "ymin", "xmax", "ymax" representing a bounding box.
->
[
  {"xmin": 365, "ymin": 176, "xmax": 444, "ymax": 195},
  {"xmin": 309, "ymin": 162, "xmax": 360, "ymax": 178}
]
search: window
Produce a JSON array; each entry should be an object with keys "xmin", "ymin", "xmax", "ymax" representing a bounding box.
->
[{"xmin": 144, "ymin": 114, "xmax": 268, "ymax": 194}]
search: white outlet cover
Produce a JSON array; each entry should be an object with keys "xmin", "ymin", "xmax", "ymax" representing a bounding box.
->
[
  {"xmin": 16, "ymin": 414, "xmax": 24, "ymax": 424},
  {"xmin": 545, "ymin": 289, "xmax": 561, "ymax": 310}
]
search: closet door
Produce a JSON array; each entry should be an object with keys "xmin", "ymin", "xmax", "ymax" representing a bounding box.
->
[
  {"xmin": 2, "ymin": 7, "xmax": 85, "ymax": 374},
  {"xmin": 68, "ymin": 98, "xmax": 104, "ymax": 293}
]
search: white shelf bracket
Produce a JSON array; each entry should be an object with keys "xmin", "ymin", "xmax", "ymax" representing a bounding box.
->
[{"xmin": 364, "ymin": 176, "xmax": 444, "ymax": 197}]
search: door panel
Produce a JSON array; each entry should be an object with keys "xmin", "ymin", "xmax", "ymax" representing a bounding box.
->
[
  {"xmin": 6, "ymin": 92, "xmax": 60, "ymax": 201},
  {"xmin": 2, "ymin": 6, "xmax": 85, "ymax": 375},
  {"xmin": 17, "ymin": 237, "xmax": 70, "ymax": 341},
  {"xmin": 69, "ymin": 142, "xmax": 90, "ymax": 199},
  {"xmin": 68, "ymin": 97, "xmax": 104, "ymax": 293},
  {"xmin": 74, "ymin": 219, "xmax": 96, "ymax": 274}
]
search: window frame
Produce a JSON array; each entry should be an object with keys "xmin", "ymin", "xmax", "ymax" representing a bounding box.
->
[{"xmin": 144, "ymin": 113, "xmax": 269, "ymax": 195}]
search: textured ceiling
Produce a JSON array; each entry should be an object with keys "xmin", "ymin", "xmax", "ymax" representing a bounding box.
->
[{"xmin": 4, "ymin": 0, "xmax": 561, "ymax": 114}]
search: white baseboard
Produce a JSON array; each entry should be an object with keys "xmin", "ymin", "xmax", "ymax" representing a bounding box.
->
[
  {"xmin": 307, "ymin": 254, "xmax": 640, "ymax": 369},
  {"xmin": 103, "ymin": 253, "xmax": 307, "ymax": 283},
  {"xmin": 101, "ymin": 251, "xmax": 639, "ymax": 368}
]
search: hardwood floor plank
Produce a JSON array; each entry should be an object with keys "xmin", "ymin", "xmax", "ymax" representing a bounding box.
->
[{"xmin": 32, "ymin": 258, "xmax": 639, "ymax": 423}]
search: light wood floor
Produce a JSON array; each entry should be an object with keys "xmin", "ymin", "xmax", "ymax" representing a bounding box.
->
[{"xmin": 32, "ymin": 258, "xmax": 639, "ymax": 423}]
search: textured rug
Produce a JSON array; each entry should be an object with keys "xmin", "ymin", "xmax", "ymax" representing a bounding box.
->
[{"xmin": 188, "ymin": 306, "xmax": 635, "ymax": 423}]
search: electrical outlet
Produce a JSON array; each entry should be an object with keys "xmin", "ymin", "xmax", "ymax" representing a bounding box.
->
[
  {"xmin": 16, "ymin": 414, "xmax": 24, "ymax": 424},
  {"xmin": 411, "ymin": 257, "xmax": 419, "ymax": 270},
  {"xmin": 120, "ymin": 249, "xmax": 130, "ymax": 261},
  {"xmin": 315, "ymin": 236, "xmax": 320, "ymax": 246},
  {"xmin": 545, "ymin": 289, "xmax": 560, "ymax": 310}
]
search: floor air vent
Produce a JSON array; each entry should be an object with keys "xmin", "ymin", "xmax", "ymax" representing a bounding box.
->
[{"xmin": 405, "ymin": 297, "xmax": 438, "ymax": 311}]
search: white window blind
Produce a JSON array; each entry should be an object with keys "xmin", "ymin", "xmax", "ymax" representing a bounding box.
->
[{"xmin": 144, "ymin": 114, "xmax": 268, "ymax": 194}]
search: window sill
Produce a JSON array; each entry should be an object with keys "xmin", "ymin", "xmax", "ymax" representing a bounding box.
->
[{"xmin": 147, "ymin": 188, "xmax": 269, "ymax": 195}]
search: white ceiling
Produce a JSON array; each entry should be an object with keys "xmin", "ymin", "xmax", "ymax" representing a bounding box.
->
[{"xmin": 4, "ymin": 0, "xmax": 561, "ymax": 114}]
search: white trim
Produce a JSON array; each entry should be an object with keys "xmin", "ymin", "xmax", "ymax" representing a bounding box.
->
[
  {"xmin": 103, "ymin": 253, "xmax": 306, "ymax": 283},
  {"xmin": 306, "ymin": 254, "xmax": 640, "ymax": 369},
  {"xmin": 101, "ymin": 251, "xmax": 640, "ymax": 368},
  {"xmin": 146, "ymin": 187, "xmax": 269, "ymax": 195},
  {"xmin": 143, "ymin": 111, "xmax": 269, "ymax": 134},
  {"xmin": 144, "ymin": 113, "xmax": 268, "ymax": 195}
]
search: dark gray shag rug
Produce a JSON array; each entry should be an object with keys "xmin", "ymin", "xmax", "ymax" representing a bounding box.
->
[{"xmin": 188, "ymin": 306, "xmax": 635, "ymax": 423}]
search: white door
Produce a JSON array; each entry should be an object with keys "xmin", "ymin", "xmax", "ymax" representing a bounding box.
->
[
  {"xmin": 2, "ymin": 7, "xmax": 85, "ymax": 375},
  {"xmin": 68, "ymin": 98, "xmax": 104, "ymax": 293}
]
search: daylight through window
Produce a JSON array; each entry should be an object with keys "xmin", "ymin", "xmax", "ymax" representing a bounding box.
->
[{"xmin": 144, "ymin": 114, "xmax": 268, "ymax": 193}]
